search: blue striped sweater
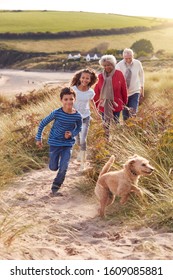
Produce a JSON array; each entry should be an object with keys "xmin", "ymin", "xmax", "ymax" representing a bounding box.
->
[{"xmin": 35, "ymin": 107, "xmax": 82, "ymax": 147}]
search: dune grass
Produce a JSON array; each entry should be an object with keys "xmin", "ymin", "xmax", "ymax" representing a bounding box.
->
[
  {"xmin": 84, "ymin": 69, "xmax": 173, "ymax": 230},
  {"xmin": 0, "ymin": 86, "xmax": 62, "ymax": 246},
  {"xmin": 145, "ymin": 68, "xmax": 173, "ymax": 103},
  {"xmin": 0, "ymin": 85, "xmax": 62, "ymax": 189},
  {"xmin": 85, "ymin": 113, "xmax": 173, "ymax": 230}
]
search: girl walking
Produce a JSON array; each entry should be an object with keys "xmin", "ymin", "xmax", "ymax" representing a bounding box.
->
[{"xmin": 70, "ymin": 68, "xmax": 100, "ymax": 171}]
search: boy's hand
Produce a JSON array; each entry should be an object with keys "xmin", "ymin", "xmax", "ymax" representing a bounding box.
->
[
  {"xmin": 65, "ymin": 131, "xmax": 72, "ymax": 139},
  {"xmin": 36, "ymin": 140, "xmax": 43, "ymax": 149}
]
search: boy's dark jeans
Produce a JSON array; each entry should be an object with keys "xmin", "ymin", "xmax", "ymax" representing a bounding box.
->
[{"xmin": 49, "ymin": 146, "xmax": 72, "ymax": 193}]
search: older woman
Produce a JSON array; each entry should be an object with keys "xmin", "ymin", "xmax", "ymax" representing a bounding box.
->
[{"xmin": 94, "ymin": 54, "xmax": 128, "ymax": 139}]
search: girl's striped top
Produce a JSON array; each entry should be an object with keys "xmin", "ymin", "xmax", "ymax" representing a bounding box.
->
[{"xmin": 35, "ymin": 107, "xmax": 82, "ymax": 147}]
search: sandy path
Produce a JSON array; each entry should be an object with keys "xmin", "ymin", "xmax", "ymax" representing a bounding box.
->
[{"xmin": 0, "ymin": 157, "xmax": 173, "ymax": 260}]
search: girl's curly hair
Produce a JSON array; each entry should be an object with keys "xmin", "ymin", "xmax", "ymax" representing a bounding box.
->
[{"xmin": 70, "ymin": 68, "xmax": 98, "ymax": 87}]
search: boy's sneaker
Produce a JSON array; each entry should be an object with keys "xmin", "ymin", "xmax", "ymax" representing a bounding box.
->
[
  {"xmin": 51, "ymin": 184, "xmax": 60, "ymax": 192},
  {"xmin": 50, "ymin": 192, "xmax": 63, "ymax": 197},
  {"xmin": 50, "ymin": 184, "xmax": 63, "ymax": 197}
]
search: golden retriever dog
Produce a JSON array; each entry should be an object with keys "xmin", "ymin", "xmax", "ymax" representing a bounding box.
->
[{"xmin": 95, "ymin": 154, "xmax": 154, "ymax": 217}]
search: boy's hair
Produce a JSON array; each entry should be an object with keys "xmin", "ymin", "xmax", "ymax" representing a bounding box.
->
[
  {"xmin": 70, "ymin": 68, "xmax": 98, "ymax": 87},
  {"xmin": 60, "ymin": 87, "xmax": 76, "ymax": 100}
]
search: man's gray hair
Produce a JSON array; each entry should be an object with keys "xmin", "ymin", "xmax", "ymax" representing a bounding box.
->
[
  {"xmin": 99, "ymin": 55, "xmax": 117, "ymax": 67},
  {"xmin": 123, "ymin": 48, "xmax": 134, "ymax": 57}
]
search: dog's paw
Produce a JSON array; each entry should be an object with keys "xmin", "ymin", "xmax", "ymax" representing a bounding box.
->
[{"xmin": 97, "ymin": 208, "xmax": 106, "ymax": 218}]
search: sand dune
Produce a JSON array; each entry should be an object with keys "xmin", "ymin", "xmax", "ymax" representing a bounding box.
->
[{"xmin": 1, "ymin": 70, "xmax": 173, "ymax": 260}]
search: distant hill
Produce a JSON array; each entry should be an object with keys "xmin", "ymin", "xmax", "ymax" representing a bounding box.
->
[
  {"xmin": 0, "ymin": 11, "xmax": 173, "ymax": 70},
  {"xmin": 0, "ymin": 10, "xmax": 172, "ymax": 33}
]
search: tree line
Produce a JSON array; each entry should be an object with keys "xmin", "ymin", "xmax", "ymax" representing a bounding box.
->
[{"xmin": 0, "ymin": 23, "xmax": 172, "ymax": 40}]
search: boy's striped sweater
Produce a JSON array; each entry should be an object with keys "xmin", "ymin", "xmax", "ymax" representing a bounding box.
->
[{"xmin": 35, "ymin": 107, "xmax": 82, "ymax": 147}]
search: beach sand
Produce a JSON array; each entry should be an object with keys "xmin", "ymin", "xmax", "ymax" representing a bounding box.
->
[
  {"xmin": 0, "ymin": 70, "xmax": 73, "ymax": 97},
  {"xmin": 0, "ymin": 158, "xmax": 173, "ymax": 260}
]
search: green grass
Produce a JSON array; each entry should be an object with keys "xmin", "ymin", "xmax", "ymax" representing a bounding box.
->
[
  {"xmin": 1, "ymin": 11, "xmax": 173, "ymax": 55},
  {"xmin": 0, "ymin": 10, "xmax": 171, "ymax": 33},
  {"xmin": 1, "ymin": 27, "xmax": 173, "ymax": 54}
]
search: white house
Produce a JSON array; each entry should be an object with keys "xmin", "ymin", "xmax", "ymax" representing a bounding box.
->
[
  {"xmin": 67, "ymin": 53, "xmax": 81, "ymax": 60},
  {"xmin": 93, "ymin": 54, "xmax": 100, "ymax": 60},
  {"xmin": 67, "ymin": 54, "xmax": 73, "ymax": 60},
  {"xmin": 67, "ymin": 53, "xmax": 100, "ymax": 61},
  {"xmin": 85, "ymin": 53, "xmax": 100, "ymax": 61},
  {"xmin": 85, "ymin": 54, "xmax": 91, "ymax": 61}
]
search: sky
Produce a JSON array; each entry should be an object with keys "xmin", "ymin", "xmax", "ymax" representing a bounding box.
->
[{"xmin": 0, "ymin": 0, "xmax": 172, "ymax": 19}]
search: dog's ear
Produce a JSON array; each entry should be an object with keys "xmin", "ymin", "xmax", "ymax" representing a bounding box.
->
[
  {"xmin": 124, "ymin": 159, "xmax": 135, "ymax": 168},
  {"xmin": 128, "ymin": 159, "xmax": 135, "ymax": 165}
]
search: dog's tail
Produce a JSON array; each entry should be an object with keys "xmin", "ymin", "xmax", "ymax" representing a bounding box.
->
[{"xmin": 99, "ymin": 155, "xmax": 115, "ymax": 178}]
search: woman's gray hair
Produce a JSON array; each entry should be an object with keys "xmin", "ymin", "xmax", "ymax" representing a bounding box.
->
[
  {"xmin": 99, "ymin": 55, "xmax": 117, "ymax": 67},
  {"xmin": 123, "ymin": 48, "xmax": 134, "ymax": 57}
]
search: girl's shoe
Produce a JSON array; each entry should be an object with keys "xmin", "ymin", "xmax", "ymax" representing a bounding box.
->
[
  {"xmin": 77, "ymin": 151, "xmax": 81, "ymax": 162},
  {"xmin": 80, "ymin": 151, "xmax": 86, "ymax": 171}
]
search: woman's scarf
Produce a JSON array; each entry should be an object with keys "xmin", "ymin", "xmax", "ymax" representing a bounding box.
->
[{"xmin": 100, "ymin": 69, "xmax": 118, "ymax": 123}]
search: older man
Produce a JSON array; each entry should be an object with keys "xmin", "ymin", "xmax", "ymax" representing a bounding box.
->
[{"xmin": 116, "ymin": 48, "xmax": 144, "ymax": 121}]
